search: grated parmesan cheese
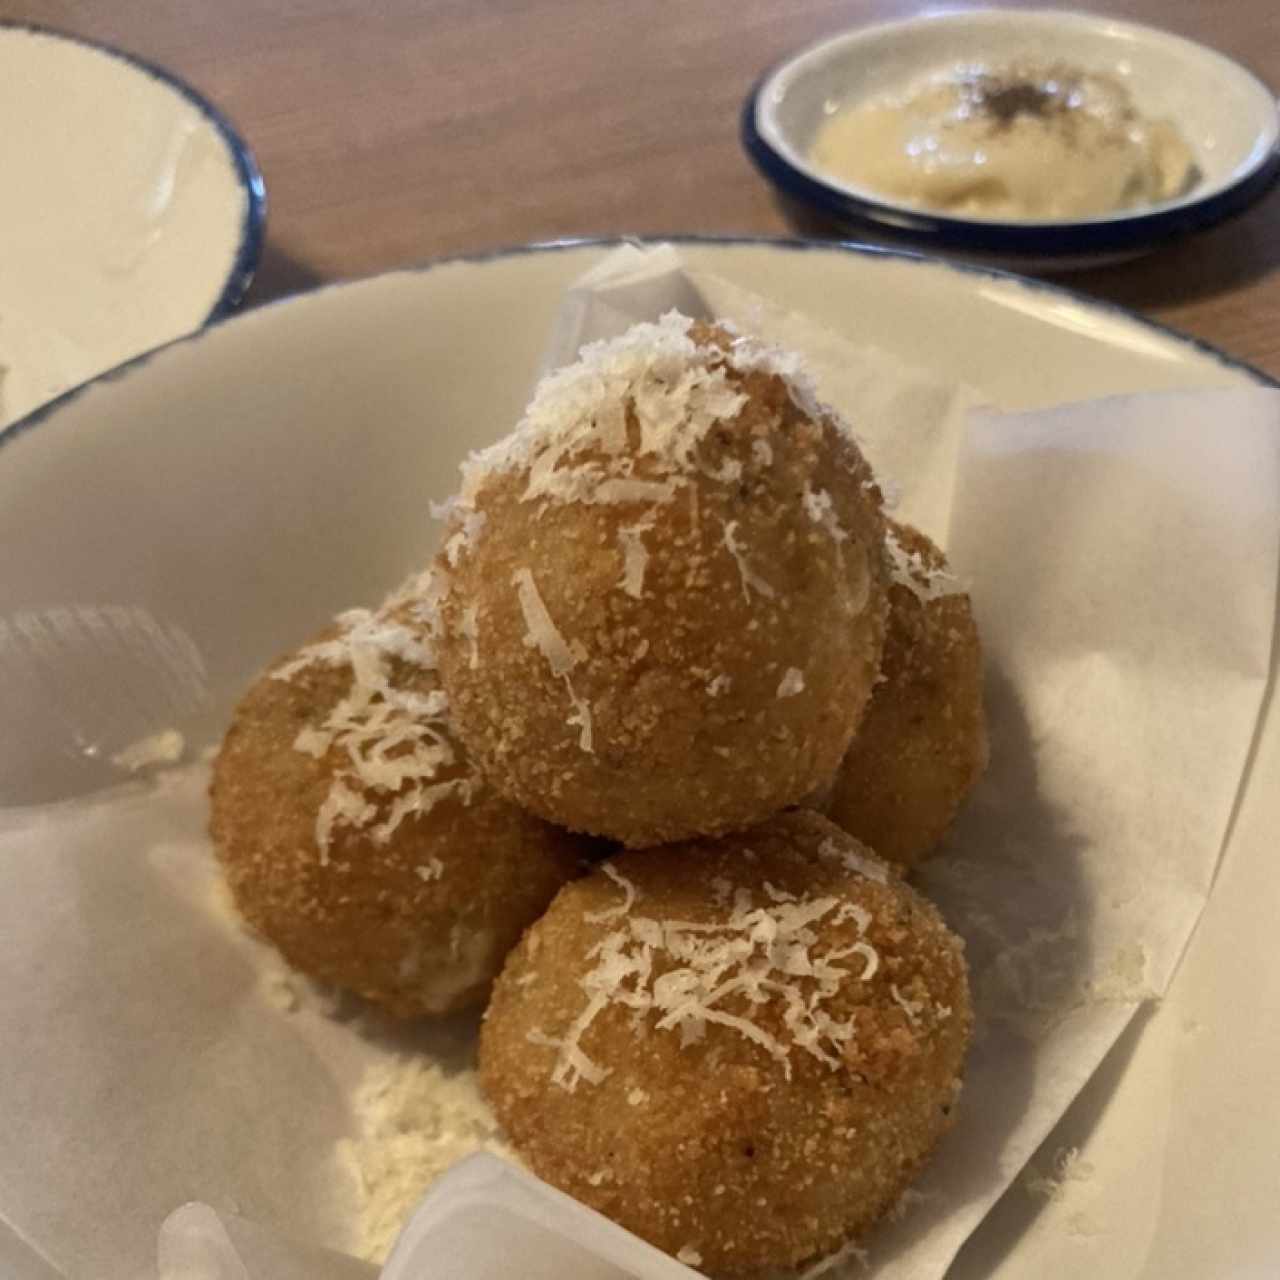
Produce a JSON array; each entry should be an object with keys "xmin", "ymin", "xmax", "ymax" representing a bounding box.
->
[
  {"xmin": 676, "ymin": 1245, "xmax": 703, "ymax": 1267},
  {"xmin": 510, "ymin": 567, "xmax": 596, "ymax": 752},
  {"xmin": 442, "ymin": 510, "xmax": 488, "ymax": 567},
  {"xmin": 722, "ymin": 330, "xmax": 824, "ymax": 422},
  {"xmin": 450, "ymin": 314, "xmax": 849, "ymax": 541},
  {"xmin": 532, "ymin": 876, "xmax": 885, "ymax": 1091},
  {"xmin": 1024, "ymin": 1146, "xmax": 1095, "ymax": 1202},
  {"xmin": 338, "ymin": 1058, "xmax": 514, "ymax": 1264},
  {"xmin": 885, "ymin": 523, "xmax": 963, "ymax": 602},
  {"xmin": 272, "ymin": 602, "xmax": 474, "ymax": 861},
  {"xmin": 110, "ymin": 728, "xmax": 185, "ymax": 772},
  {"xmin": 457, "ymin": 313, "xmax": 759, "ymax": 512},
  {"xmin": 801, "ymin": 485, "xmax": 848, "ymax": 544},
  {"xmin": 584, "ymin": 863, "xmax": 639, "ymax": 923},
  {"xmin": 259, "ymin": 958, "xmax": 301, "ymax": 1013}
]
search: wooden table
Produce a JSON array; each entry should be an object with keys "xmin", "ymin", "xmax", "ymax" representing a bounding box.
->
[{"xmin": 12, "ymin": 0, "xmax": 1280, "ymax": 376}]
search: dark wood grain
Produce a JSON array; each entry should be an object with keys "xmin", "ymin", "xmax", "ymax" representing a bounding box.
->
[{"xmin": 9, "ymin": 0, "xmax": 1279, "ymax": 374}]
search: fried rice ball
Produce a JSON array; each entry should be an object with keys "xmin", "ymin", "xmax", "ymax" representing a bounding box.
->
[
  {"xmin": 825, "ymin": 522, "xmax": 988, "ymax": 871},
  {"xmin": 434, "ymin": 315, "xmax": 888, "ymax": 847},
  {"xmin": 210, "ymin": 582, "xmax": 585, "ymax": 1018},
  {"xmin": 480, "ymin": 810, "xmax": 971, "ymax": 1276}
]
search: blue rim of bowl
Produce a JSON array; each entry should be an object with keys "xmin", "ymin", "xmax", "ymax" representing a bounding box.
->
[
  {"xmin": 1, "ymin": 21, "xmax": 266, "ymax": 320},
  {"xmin": 0, "ymin": 234, "xmax": 1275, "ymax": 459},
  {"xmin": 741, "ymin": 78, "xmax": 1280, "ymax": 258}
]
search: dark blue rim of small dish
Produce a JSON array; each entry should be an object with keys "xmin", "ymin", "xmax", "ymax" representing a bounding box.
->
[
  {"xmin": 1, "ymin": 233, "xmax": 1276, "ymax": 459},
  {"xmin": 741, "ymin": 78, "xmax": 1280, "ymax": 259},
  {"xmin": 1, "ymin": 21, "xmax": 266, "ymax": 320}
]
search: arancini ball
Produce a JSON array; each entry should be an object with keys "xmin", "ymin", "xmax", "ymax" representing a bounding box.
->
[
  {"xmin": 210, "ymin": 578, "xmax": 585, "ymax": 1018},
  {"xmin": 433, "ymin": 315, "xmax": 888, "ymax": 848},
  {"xmin": 825, "ymin": 522, "xmax": 987, "ymax": 871},
  {"xmin": 479, "ymin": 810, "xmax": 971, "ymax": 1276}
]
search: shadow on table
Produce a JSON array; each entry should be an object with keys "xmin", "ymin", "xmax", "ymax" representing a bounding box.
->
[
  {"xmin": 241, "ymin": 242, "xmax": 330, "ymax": 309},
  {"xmin": 1058, "ymin": 191, "xmax": 1280, "ymax": 310},
  {"xmin": 772, "ymin": 184, "xmax": 1280, "ymax": 307}
]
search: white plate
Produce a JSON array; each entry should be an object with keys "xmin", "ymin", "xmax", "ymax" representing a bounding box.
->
[
  {"xmin": 0, "ymin": 22, "xmax": 264, "ymax": 429},
  {"xmin": 0, "ymin": 239, "xmax": 1276, "ymax": 1279}
]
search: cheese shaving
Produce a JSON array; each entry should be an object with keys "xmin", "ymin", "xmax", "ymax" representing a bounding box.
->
[
  {"xmin": 538, "ymin": 884, "xmax": 884, "ymax": 1091},
  {"xmin": 442, "ymin": 510, "xmax": 488, "ymax": 567},
  {"xmin": 272, "ymin": 604, "xmax": 473, "ymax": 860},
  {"xmin": 584, "ymin": 863, "xmax": 639, "ymax": 923},
  {"xmin": 512, "ymin": 568, "xmax": 577, "ymax": 677},
  {"xmin": 292, "ymin": 726, "xmax": 331, "ymax": 758},
  {"xmin": 721, "ymin": 520, "xmax": 776, "ymax": 601},
  {"xmin": 776, "ymin": 667, "xmax": 805, "ymax": 698},
  {"xmin": 723, "ymin": 330, "xmax": 824, "ymax": 422},
  {"xmin": 1024, "ymin": 1146, "xmax": 1096, "ymax": 1201},
  {"xmin": 459, "ymin": 605, "xmax": 480, "ymax": 670},
  {"xmin": 617, "ymin": 510, "xmax": 658, "ymax": 598},
  {"xmin": 510, "ymin": 568, "xmax": 594, "ymax": 750},
  {"xmin": 562, "ymin": 673, "xmax": 595, "ymax": 754},
  {"xmin": 527, "ymin": 999, "xmax": 614, "ymax": 1090},
  {"xmin": 818, "ymin": 836, "xmax": 889, "ymax": 884},
  {"xmin": 886, "ymin": 523, "xmax": 963, "ymax": 602},
  {"xmin": 802, "ymin": 485, "xmax": 849, "ymax": 544},
  {"xmin": 890, "ymin": 983, "xmax": 925, "ymax": 1026}
]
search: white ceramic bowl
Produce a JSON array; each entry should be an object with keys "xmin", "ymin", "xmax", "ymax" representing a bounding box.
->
[
  {"xmin": 1, "ymin": 241, "xmax": 1279, "ymax": 1280},
  {"xmin": 743, "ymin": 8, "xmax": 1280, "ymax": 264},
  {"xmin": 0, "ymin": 22, "xmax": 265, "ymax": 429}
]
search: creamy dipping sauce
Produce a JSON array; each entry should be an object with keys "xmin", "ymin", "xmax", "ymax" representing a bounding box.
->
[{"xmin": 809, "ymin": 63, "xmax": 1197, "ymax": 220}]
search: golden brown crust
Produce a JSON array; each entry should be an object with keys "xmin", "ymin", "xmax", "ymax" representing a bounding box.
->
[
  {"xmin": 435, "ymin": 326, "xmax": 888, "ymax": 847},
  {"xmin": 210, "ymin": 619, "xmax": 584, "ymax": 1018},
  {"xmin": 479, "ymin": 812, "xmax": 971, "ymax": 1275},
  {"xmin": 825, "ymin": 522, "xmax": 988, "ymax": 871}
]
